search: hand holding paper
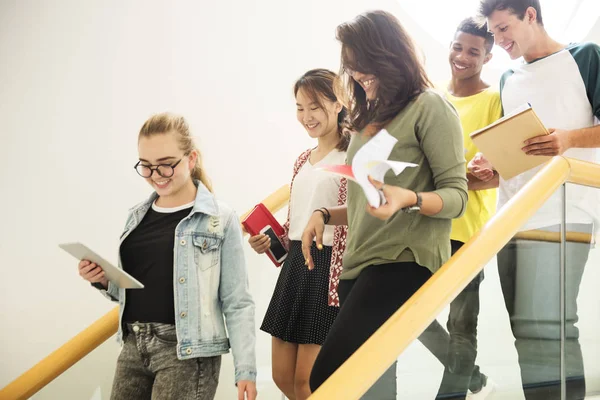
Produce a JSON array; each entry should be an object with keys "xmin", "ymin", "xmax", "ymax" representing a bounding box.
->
[
  {"xmin": 366, "ymin": 176, "xmax": 418, "ymax": 220},
  {"xmin": 319, "ymin": 129, "xmax": 417, "ymax": 207}
]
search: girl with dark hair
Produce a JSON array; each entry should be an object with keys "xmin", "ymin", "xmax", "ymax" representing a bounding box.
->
[
  {"xmin": 301, "ymin": 11, "xmax": 468, "ymax": 398},
  {"xmin": 248, "ymin": 69, "xmax": 350, "ymax": 400}
]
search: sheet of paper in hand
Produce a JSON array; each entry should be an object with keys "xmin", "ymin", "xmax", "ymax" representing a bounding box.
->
[{"xmin": 319, "ymin": 129, "xmax": 417, "ymax": 207}]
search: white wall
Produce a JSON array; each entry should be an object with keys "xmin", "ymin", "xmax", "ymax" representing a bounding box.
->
[{"xmin": 0, "ymin": 1, "xmax": 598, "ymax": 399}]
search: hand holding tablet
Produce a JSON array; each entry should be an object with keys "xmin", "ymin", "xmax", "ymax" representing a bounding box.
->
[{"xmin": 59, "ymin": 242, "xmax": 144, "ymax": 289}]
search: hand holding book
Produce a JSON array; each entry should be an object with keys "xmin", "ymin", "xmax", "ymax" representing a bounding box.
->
[
  {"xmin": 470, "ymin": 103, "xmax": 551, "ymax": 180},
  {"xmin": 522, "ymin": 127, "xmax": 572, "ymax": 156}
]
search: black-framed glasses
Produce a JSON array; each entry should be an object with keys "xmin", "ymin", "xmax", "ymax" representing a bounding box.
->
[{"xmin": 134, "ymin": 159, "xmax": 183, "ymax": 178}]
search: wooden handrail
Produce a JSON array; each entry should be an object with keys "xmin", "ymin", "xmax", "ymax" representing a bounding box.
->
[
  {"xmin": 0, "ymin": 308, "xmax": 120, "ymax": 400},
  {"xmin": 514, "ymin": 230, "xmax": 592, "ymax": 244},
  {"xmin": 309, "ymin": 156, "xmax": 600, "ymax": 399},
  {"xmin": 4, "ymin": 154, "xmax": 599, "ymax": 400},
  {"xmin": 567, "ymin": 157, "xmax": 600, "ymax": 188},
  {"xmin": 239, "ymin": 184, "xmax": 290, "ymax": 223},
  {"xmin": 0, "ymin": 184, "xmax": 290, "ymax": 400}
]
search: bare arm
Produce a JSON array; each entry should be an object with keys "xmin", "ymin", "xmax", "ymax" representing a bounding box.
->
[
  {"xmin": 301, "ymin": 206, "xmax": 347, "ymax": 270},
  {"xmin": 523, "ymin": 125, "xmax": 600, "ymax": 156},
  {"xmin": 567, "ymin": 125, "xmax": 600, "ymax": 148},
  {"xmin": 468, "ymin": 172, "xmax": 500, "ymax": 190},
  {"xmin": 324, "ymin": 205, "xmax": 348, "ymax": 226}
]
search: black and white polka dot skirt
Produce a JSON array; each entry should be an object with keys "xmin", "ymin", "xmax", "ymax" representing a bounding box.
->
[{"xmin": 260, "ymin": 240, "xmax": 339, "ymax": 345}]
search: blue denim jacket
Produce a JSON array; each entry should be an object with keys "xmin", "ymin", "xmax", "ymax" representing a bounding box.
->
[{"xmin": 98, "ymin": 181, "xmax": 256, "ymax": 383}]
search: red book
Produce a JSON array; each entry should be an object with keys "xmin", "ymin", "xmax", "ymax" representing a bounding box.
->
[{"xmin": 241, "ymin": 203, "xmax": 288, "ymax": 267}]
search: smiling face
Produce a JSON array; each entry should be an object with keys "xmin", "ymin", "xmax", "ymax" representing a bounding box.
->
[
  {"xmin": 350, "ymin": 70, "xmax": 379, "ymax": 101},
  {"xmin": 137, "ymin": 131, "xmax": 197, "ymax": 198},
  {"xmin": 449, "ymin": 31, "xmax": 492, "ymax": 80},
  {"xmin": 295, "ymin": 88, "xmax": 341, "ymax": 139},
  {"xmin": 487, "ymin": 7, "xmax": 539, "ymax": 60},
  {"xmin": 341, "ymin": 47, "xmax": 380, "ymax": 101}
]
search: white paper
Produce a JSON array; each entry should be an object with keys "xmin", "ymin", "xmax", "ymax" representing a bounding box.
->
[
  {"xmin": 351, "ymin": 129, "xmax": 418, "ymax": 207},
  {"xmin": 367, "ymin": 160, "xmax": 416, "ymax": 182},
  {"xmin": 352, "ymin": 130, "xmax": 397, "ymax": 207}
]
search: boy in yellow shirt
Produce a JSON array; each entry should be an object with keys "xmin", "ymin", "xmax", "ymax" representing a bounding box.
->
[{"xmin": 420, "ymin": 17, "xmax": 502, "ymax": 400}]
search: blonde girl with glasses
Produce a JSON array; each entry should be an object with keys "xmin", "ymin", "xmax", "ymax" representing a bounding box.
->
[{"xmin": 77, "ymin": 113, "xmax": 257, "ymax": 400}]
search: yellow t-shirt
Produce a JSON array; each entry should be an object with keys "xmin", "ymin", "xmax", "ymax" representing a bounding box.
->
[{"xmin": 442, "ymin": 86, "xmax": 502, "ymax": 244}]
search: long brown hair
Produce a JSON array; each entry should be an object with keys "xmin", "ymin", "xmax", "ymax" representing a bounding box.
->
[
  {"xmin": 336, "ymin": 10, "xmax": 432, "ymax": 134},
  {"xmin": 293, "ymin": 69, "xmax": 352, "ymax": 151},
  {"xmin": 138, "ymin": 113, "xmax": 213, "ymax": 193}
]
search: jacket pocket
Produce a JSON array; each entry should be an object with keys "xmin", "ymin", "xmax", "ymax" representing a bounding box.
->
[{"xmin": 193, "ymin": 235, "xmax": 221, "ymax": 271}]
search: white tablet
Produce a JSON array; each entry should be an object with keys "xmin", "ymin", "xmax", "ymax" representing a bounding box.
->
[{"xmin": 59, "ymin": 242, "xmax": 144, "ymax": 289}]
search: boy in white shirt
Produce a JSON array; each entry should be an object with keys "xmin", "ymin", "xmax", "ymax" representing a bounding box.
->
[{"xmin": 473, "ymin": 0, "xmax": 600, "ymax": 398}]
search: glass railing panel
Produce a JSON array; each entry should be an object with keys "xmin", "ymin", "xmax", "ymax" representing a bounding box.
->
[
  {"xmin": 370, "ymin": 184, "xmax": 566, "ymax": 400},
  {"xmin": 565, "ymin": 182, "xmax": 600, "ymax": 400},
  {"xmin": 396, "ymin": 255, "xmax": 528, "ymax": 400}
]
